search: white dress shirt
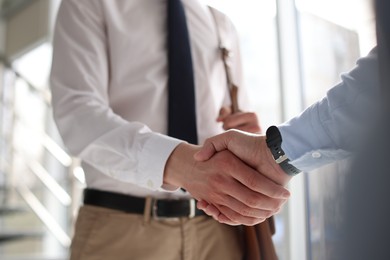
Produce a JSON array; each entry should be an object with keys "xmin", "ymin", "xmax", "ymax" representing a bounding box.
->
[
  {"xmin": 279, "ymin": 48, "xmax": 380, "ymax": 172},
  {"xmin": 50, "ymin": 0, "xmax": 250, "ymax": 198}
]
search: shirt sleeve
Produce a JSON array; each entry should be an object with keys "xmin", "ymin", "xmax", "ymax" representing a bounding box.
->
[
  {"xmin": 278, "ymin": 47, "xmax": 380, "ymax": 172},
  {"xmin": 50, "ymin": 0, "xmax": 182, "ymax": 190}
]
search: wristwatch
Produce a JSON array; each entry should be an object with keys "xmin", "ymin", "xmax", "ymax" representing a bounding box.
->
[{"xmin": 266, "ymin": 126, "xmax": 301, "ymax": 176}]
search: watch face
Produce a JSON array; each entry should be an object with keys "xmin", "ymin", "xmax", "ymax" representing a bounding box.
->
[
  {"xmin": 266, "ymin": 126, "xmax": 282, "ymax": 155},
  {"xmin": 266, "ymin": 125, "xmax": 279, "ymax": 138}
]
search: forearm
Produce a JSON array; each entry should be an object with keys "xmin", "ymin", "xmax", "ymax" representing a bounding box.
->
[
  {"xmin": 279, "ymin": 47, "xmax": 380, "ymax": 169},
  {"xmin": 163, "ymin": 142, "xmax": 199, "ymax": 190}
]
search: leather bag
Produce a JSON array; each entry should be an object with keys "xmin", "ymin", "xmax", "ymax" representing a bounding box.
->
[{"xmin": 243, "ymin": 217, "xmax": 278, "ymax": 260}]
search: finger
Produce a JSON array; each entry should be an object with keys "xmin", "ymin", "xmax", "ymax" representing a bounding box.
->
[
  {"xmin": 198, "ymin": 203, "xmax": 240, "ymax": 226},
  {"xmin": 226, "ymin": 179, "xmax": 287, "ymax": 211},
  {"xmin": 193, "ymin": 141, "xmax": 219, "ymax": 161},
  {"xmin": 194, "ymin": 133, "xmax": 233, "ymax": 161},
  {"xmin": 217, "ymin": 215, "xmax": 241, "ymax": 226},
  {"xmin": 205, "ymin": 204, "xmax": 222, "ymax": 220},
  {"xmin": 229, "ymin": 123, "xmax": 262, "ymax": 133},
  {"xmin": 197, "ymin": 151, "xmax": 289, "ymax": 211},
  {"xmin": 199, "ymin": 200, "xmax": 269, "ymax": 226},
  {"xmin": 216, "ymin": 192, "xmax": 281, "ymax": 219},
  {"xmin": 216, "ymin": 204, "xmax": 267, "ymax": 226},
  {"xmin": 194, "ymin": 130, "xmax": 239, "ymax": 161},
  {"xmin": 196, "ymin": 200, "xmax": 208, "ymax": 210},
  {"xmin": 218, "ymin": 214, "xmax": 266, "ymax": 226},
  {"xmin": 222, "ymin": 112, "xmax": 260, "ymax": 131},
  {"xmin": 203, "ymin": 203, "xmax": 266, "ymax": 225},
  {"xmin": 198, "ymin": 201, "xmax": 229, "ymax": 222},
  {"xmin": 220, "ymin": 156, "xmax": 290, "ymax": 200},
  {"xmin": 197, "ymin": 200, "xmax": 221, "ymax": 219},
  {"xmin": 198, "ymin": 197, "xmax": 282, "ymax": 221},
  {"xmin": 217, "ymin": 106, "xmax": 232, "ymax": 122}
]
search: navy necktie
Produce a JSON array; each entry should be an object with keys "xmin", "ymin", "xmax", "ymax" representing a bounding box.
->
[{"xmin": 167, "ymin": 0, "xmax": 198, "ymax": 144}]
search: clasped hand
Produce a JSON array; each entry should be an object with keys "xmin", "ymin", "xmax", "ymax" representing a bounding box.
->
[
  {"xmin": 194, "ymin": 130, "xmax": 292, "ymax": 225},
  {"xmin": 164, "ymin": 107, "xmax": 291, "ymax": 226}
]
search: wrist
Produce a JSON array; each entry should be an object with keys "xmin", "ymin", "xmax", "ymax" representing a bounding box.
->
[
  {"xmin": 260, "ymin": 136, "xmax": 292, "ymax": 186},
  {"xmin": 163, "ymin": 142, "xmax": 200, "ymax": 190},
  {"xmin": 266, "ymin": 126, "xmax": 301, "ymax": 179},
  {"xmin": 232, "ymin": 132, "xmax": 290, "ymax": 186}
]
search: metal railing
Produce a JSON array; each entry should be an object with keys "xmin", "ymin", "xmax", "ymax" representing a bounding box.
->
[{"xmin": 0, "ymin": 55, "xmax": 84, "ymax": 249}]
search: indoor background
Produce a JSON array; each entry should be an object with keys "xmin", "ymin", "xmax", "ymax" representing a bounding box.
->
[{"xmin": 0, "ymin": 0, "xmax": 376, "ymax": 259}]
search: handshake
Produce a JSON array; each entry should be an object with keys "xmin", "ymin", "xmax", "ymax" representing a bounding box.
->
[{"xmin": 164, "ymin": 129, "xmax": 293, "ymax": 226}]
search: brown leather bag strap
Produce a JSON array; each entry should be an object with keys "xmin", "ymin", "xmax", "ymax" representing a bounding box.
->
[
  {"xmin": 243, "ymin": 225, "xmax": 261, "ymax": 260},
  {"xmin": 256, "ymin": 219, "xmax": 278, "ymax": 260},
  {"xmin": 268, "ymin": 215, "xmax": 276, "ymax": 235},
  {"xmin": 208, "ymin": 6, "xmax": 240, "ymax": 113}
]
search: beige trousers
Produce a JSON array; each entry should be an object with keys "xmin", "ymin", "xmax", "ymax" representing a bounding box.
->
[{"xmin": 70, "ymin": 205, "xmax": 244, "ymax": 260}]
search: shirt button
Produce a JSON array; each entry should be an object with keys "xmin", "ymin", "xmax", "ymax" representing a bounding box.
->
[
  {"xmin": 147, "ymin": 180, "xmax": 154, "ymax": 189},
  {"xmin": 312, "ymin": 152, "xmax": 321, "ymax": 158}
]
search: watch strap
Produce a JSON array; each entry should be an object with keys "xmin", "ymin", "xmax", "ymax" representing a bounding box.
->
[{"xmin": 266, "ymin": 126, "xmax": 301, "ymax": 176}]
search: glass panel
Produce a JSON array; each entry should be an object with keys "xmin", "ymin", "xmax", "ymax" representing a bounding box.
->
[{"xmin": 295, "ymin": 0, "xmax": 376, "ymax": 259}]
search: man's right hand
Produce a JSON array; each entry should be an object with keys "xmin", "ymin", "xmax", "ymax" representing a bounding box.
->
[
  {"xmin": 193, "ymin": 129, "xmax": 293, "ymax": 225},
  {"xmin": 163, "ymin": 142, "xmax": 290, "ymax": 226}
]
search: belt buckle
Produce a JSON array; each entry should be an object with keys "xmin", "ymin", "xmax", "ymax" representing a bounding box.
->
[
  {"xmin": 187, "ymin": 199, "xmax": 196, "ymax": 218},
  {"xmin": 152, "ymin": 199, "xmax": 167, "ymax": 220},
  {"xmin": 152, "ymin": 199, "xmax": 196, "ymax": 220}
]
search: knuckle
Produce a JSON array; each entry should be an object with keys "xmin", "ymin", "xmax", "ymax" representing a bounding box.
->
[
  {"xmin": 207, "ymin": 172, "xmax": 224, "ymax": 184},
  {"xmin": 246, "ymin": 173, "xmax": 260, "ymax": 191},
  {"xmin": 256, "ymin": 218, "xmax": 266, "ymax": 224},
  {"xmin": 222, "ymin": 210, "xmax": 240, "ymax": 223},
  {"xmin": 244, "ymin": 193, "xmax": 261, "ymax": 208},
  {"xmin": 264, "ymin": 210, "xmax": 275, "ymax": 219},
  {"xmin": 272, "ymin": 206, "xmax": 282, "ymax": 215},
  {"xmin": 240, "ymin": 206, "xmax": 254, "ymax": 217},
  {"xmin": 276, "ymin": 198, "xmax": 287, "ymax": 208},
  {"xmin": 208, "ymin": 192, "xmax": 224, "ymax": 204},
  {"xmin": 267, "ymin": 199, "xmax": 280, "ymax": 211},
  {"xmin": 212, "ymin": 154, "xmax": 230, "ymax": 169},
  {"xmin": 249, "ymin": 218, "xmax": 261, "ymax": 226},
  {"xmin": 268, "ymin": 186, "xmax": 287, "ymax": 200},
  {"xmin": 203, "ymin": 137, "xmax": 212, "ymax": 145}
]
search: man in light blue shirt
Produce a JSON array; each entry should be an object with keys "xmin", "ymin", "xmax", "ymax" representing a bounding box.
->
[
  {"xmin": 194, "ymin": 47, "xmax": 381, "ymax": 225},
  {"xmin": 279, "ymin": 47, "xmax": 379, "ymax": 172},
  {"xmin": 196, "ymin": 0, "xmax": 390, "ymax": 257}
]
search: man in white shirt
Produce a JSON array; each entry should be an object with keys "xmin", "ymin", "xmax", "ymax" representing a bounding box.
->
[{"xmin": 50, "ymin": 0, "xmax": 288, "ymax": 259}]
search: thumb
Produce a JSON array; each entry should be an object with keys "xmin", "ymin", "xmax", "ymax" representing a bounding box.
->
[
  {"xmin": 193, "ymin": 141, "xmax": 218, "ymax": 161},
  {"xmin": 194, "ymin": 131, "xmax": 237, "ymax": 161}
]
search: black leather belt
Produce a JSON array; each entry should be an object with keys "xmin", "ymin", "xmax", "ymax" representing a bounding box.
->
[{"xmin": 83, "ymin": 188, "xmax": 205, "ymax": 219}]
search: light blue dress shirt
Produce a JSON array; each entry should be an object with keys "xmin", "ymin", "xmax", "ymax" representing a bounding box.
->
[{"xmin": 278, "ymin": 47, "xmax": 380, "ymax": 172}]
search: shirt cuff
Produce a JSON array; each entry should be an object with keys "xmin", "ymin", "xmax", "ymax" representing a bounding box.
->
[
  {"xmin": 290, "ymin": 149, "xmax": 350, "ymax": 172},
  {"xmin": 137, "ymin": 133, "xmax": 183, "ymax": 191}
]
